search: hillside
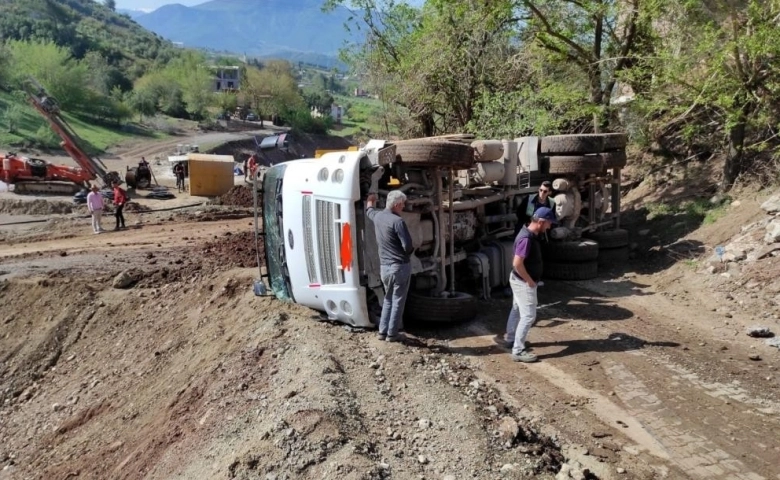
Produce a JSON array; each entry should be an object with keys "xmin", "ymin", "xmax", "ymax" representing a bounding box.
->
[
  {"xmin": 135, "ymin": 0, "xmax": 357, "ymax": 65},
  {"xmin": 0, "ymin": 0, "xmax": 178, "ymax": 78}
]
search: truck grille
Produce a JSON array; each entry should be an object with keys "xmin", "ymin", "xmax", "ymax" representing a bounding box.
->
[
  {"xmin": 302, "ymin": 196, "xmax": 318, "ymax": 284},
  {"xmin": 316, "ymin": 199, "xmax": 343, "ymax": 285}
]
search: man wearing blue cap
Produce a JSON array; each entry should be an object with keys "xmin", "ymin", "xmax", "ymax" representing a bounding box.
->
[{"xmin": 508, "ymin": 206, "xmax": 557, "ymax": 362}]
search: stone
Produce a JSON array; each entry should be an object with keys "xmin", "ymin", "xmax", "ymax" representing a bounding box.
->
[
  {"xmin": 760, "ymin": 194, "xmax": 780, "ymax": 213},
  {"xmin": 112, "ymin": 270, "xmax": 136, "ymax": 289},
  {"xmin": 746, "ymin": 326, "xmax": 773, "ymax": 338},
  {"xmin": 497, "ymin": 417, "xmax": 519, "ymax": 442},
  {"xmin": 418, "ymin": 455, "xmax": 428, "ymax": 464},
  {"xmin": 52, "ymin": 403, "xmax": 64, "ymax": 412},
  {"xmin": 418, "ymin": 419, "xmax": 431, "ymax": 429},
  {"xmin": 749, "ymin": 354, "xmax": 762, "ymax": 361},
  {"xmin": 500, "ymin": 463, "xmax": 515, "ymax": 474},
  {"xmin": 764, "ymin": 219, "xmax": 780, "ymax": 244},
  {"xmin": 638, "ymin": 229, "xmax": 651, "ymax": 237},
  {"xmin": 617, "ymin": 467, "xmax": 626, "ymax": 474}
]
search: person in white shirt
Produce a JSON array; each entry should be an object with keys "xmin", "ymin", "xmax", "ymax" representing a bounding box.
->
[{"xmin": 86, "ymin": 184, "xmax": 105, "ymax": 234}]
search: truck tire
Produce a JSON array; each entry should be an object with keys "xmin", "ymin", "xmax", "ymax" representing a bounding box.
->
[
  {"xmin": 404, "ymin": 291, "xmax": 478, "ymax": 324},
  {"xmin": 542, "ymin": 239, "xmax": 600, "ymax": 262},
  {"xmin": 541, "ymin": 133, "xmax": 628, "ymax": 154},
  {"xmin": 395, "ymin": 140, "xmax": 475, "ymax": 169},
  {"xmin": 543, "ymin": 261, "xmax": 599, "ymax": 281},
  {"xmin": 598, "ymin": 246, "xmax": 630, "ymax": 269},
  {"xmin": 547, "ymin": 155, "xmax": 605, "ymax": 175},
  {"xmin": 603, "ymin": 150, "xmax": 628, "ymax": 169},
  {"xmin": 585, "ymin": 229, "xmax": 629, "ymax": 249}
]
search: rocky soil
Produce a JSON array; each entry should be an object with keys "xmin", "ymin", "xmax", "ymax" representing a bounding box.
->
[{"xmin": 1, "ymin": 178, "xmax": 780, "ymax": 480}]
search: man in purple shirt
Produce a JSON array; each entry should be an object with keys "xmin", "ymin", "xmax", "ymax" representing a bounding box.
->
[
  {"xmin": 509, "ymin": 206, "xmax": 556, "ymax": 362},
  {"xmin": 86, "ymin": 184, "xmax": 105, "ymax": 234}
]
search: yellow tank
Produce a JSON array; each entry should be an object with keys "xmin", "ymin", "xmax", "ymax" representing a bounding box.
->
[{"xmin": 186, "ymin": 153, "xmax": 235, "ymax": 196}]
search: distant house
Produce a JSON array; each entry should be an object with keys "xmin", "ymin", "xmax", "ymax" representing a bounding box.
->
[
  {"xmin": 330, "ymin": 104, "xmax": 342, "ymax": 124},
  {"xmin": 211, "ymin": 66, "xmax": 241, "ymax": 92},
  {"xmin": 354, "ymin": 87, "xmax": 368, "ymax": 97}
]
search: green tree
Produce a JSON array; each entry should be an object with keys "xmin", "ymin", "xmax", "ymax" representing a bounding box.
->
[
  {"xmin": 6, "ymin": 40, "xmax": 89, "ymax": 111},
  {"xmin": 243, "ymin": 61, "xmax": 305, "ymax": 120},
  {"xmin": 644, "ymin": 0, "xmax": 780, "ymax": 189},
  {"xmin": 519, "ymin": 0, "xmax": 665, "ymax": 132},
  {"xmin": 128, "ymin": 87, "xmax": 157, "ymax": 120},
  {"xmin": 326, "ymin": 0, "xmax": 521, "ymax": 136},
  {"xmin": 104, "ymin": 0, "xmax": 116, "ymax": 11}
]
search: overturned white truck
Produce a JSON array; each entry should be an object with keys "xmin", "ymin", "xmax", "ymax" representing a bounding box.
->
[{"xmin": 261, "ymin": 134, "xmax": 628, "ymax": 327}]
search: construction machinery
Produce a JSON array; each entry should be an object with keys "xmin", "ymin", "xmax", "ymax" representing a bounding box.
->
[{"xmin": 0, "ymin": 78, "xmax": 122, "ymax": 195}]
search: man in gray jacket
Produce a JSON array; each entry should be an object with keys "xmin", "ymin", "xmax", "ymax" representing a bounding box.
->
[{"xmin": 366, "ymin": 190, "xmax": 414, "ymax": 342}]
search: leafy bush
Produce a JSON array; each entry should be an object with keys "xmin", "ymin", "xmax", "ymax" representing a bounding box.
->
[
  {"xmin": 33, "ymin": 125, "xmax": 59, "ymax": 149},
  {"xmin": 284, "ymin": 107, "xmax": 333, "ymax": 134}
]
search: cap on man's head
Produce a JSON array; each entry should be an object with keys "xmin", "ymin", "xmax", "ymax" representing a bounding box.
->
[{"xmin": 533, "ymin": 206, "xmax": 558, "ymax": 224}]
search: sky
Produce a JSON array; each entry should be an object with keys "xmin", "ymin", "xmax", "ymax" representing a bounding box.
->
[{"xmin": 116, "ymin": 0, "xmax": 424, "ymax": 13}]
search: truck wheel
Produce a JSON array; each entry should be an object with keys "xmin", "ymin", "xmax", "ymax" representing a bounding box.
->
[
  {"xmin": 395, "ymin": 140, "xmax": 475, "ymax": 169},
  {"xmin": 136, "ymin": 175, "xmax": 151, "ymax": 189},
  {"xmin": 541, "ymin": 133, "xmax": 627, "ymax": 154},
  {"xmin": 598, "ymin": 246, "xmax": 630, "ymax": 270},
  {"xmin": 603, "ymin": 150, "xmax": 628, "ymax": 168},
  {"xmin": 547, "ymin": 155, "xmax": 605, "ymax": 175},
  {"xmin": 542, "ymin": 239, "xmax": 599, "ymax": 262},
  {"xmin": 586, "ymin": 229, "xmax": 629, "ymax": 249},
  {"xmin": 404, "ymin": 291, "xmax": 478, "ymax": 324},
  {"xmin": 543, "ymin": 261, "xmax": 599, "ymax": 281}
]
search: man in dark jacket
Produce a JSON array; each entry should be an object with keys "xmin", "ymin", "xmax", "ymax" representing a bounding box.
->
[
  {"xmin": 509, "ymin": 206, "xmax": 556, "ymax": 362},
  {"xmin": 515, "ymin": 181, "xmax": 555, "ymax": 233}
]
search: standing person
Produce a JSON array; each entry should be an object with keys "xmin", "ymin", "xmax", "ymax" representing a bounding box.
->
[
  {"xmin": 509, "ymin": 206, "xmax": 557, "ymax": 363},
  {"xmin": 366, "ymin": 191, "xmax": 414, "ymax": 343},
  {"xmin": 173, "ymin": 162, "xmax": 185, "ymax": 192},
  {"xmin": 516, "ymin": 181, "xmax": 555, "ymax": 233},
  {"xmin": 112, "ymin": 180, "xmax": 127, "ymax": 230},
  {"xmin": 247, "ymin": 154, "xmax": 257, "ymax": 181},
  {"xmin": 86, "ymin": 184, "xmax": 105, "ymax": 234},
  {"xmin": 243, "ymin": 155, "xmax": 250, "ymax": 181}
]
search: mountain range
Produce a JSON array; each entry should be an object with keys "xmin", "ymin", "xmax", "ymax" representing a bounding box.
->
[{"xmin": 132, "ymin": 0, "xmax": 359, "ymax": 67}]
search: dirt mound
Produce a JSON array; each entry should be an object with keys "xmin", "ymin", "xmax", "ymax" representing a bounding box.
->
[
  {"xmin": 202, "ymin": 230, "xmax": 263, "ymax": 269},
  {"xmin": 125, "ymin": 201, "xmax": 151, "ymax": 213},
  {"xmin": 217, "ymin": 185, "xmax": 255, "ymax": 208},
  {"xmin": 0, "ymin": 199, "xmax": 74, "ymax": 215}
]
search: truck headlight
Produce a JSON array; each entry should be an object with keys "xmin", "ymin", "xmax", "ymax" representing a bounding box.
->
[
  {"xmin": 318, "ymin": 168, "xmax": 329, "ymax": 181},
  {"xmin": 332, "ymin": 169, "xmax": 344, "ymax": 183}
]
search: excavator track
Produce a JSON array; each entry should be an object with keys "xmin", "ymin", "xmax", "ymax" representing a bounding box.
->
[{"xmin": 14, "ymin": 181, "xmax": 82, "ymax": 195}]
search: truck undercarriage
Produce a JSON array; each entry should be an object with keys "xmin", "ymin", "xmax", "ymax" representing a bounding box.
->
[{"xmin": 262, "ymin": 133, "xmax": 628, "ymax": 328}]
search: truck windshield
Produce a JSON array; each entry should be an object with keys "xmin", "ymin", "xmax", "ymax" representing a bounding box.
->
[{"xmin": 262, "ymin": 164, "xmax": 293, "ymax": 301}]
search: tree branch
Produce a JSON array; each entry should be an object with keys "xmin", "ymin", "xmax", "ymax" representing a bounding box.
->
[{"xmin": 523, "ymin": 0, "xmax": 591, "ymax": 61}]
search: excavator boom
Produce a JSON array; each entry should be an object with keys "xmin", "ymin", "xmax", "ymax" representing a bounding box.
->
[{"xmin": 23, "ymin": 78, "xmax": 121, "ymax": 188}]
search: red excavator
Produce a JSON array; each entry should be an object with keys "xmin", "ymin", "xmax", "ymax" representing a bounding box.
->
[{"xmin": 0, "ymin": 78, "xmax": 122, "ymax": 195}]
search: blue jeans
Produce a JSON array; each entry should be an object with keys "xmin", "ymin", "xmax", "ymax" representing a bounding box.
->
[
  {"xmin": 379, "ymin": 263, "xmax": 411, "ymax": 337},
  {"xmin": 509, "ymin": 274, "xmax": 537, "ymax": 355}
]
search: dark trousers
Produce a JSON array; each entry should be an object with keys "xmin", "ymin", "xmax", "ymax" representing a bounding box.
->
[
  {"xmin": 115, "ymin": 204, "xmax": 125, "ymax": 228},
  {"xmin": 176, "ymin": 174, "xmax": 185, "ymax": 191}
]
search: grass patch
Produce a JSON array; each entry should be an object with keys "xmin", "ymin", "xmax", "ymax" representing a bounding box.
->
[
  {"xmin": 0, "ymin": 89, "xmax": 163, "ymax": 154},
  {"xmin": 333, "ymin": 95, "xmax": 397, "ymax": 139}
]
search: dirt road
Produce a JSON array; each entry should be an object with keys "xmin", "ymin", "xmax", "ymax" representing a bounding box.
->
[{"xmin": 1, "ymin": 208, "xmax": 779, "ymax": 480}]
